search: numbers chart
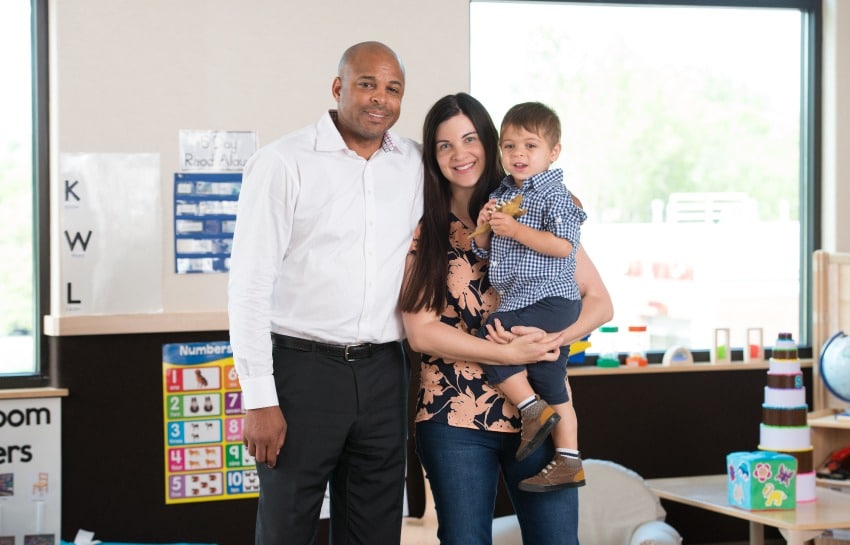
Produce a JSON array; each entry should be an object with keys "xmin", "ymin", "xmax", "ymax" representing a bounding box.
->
[{"xmin": 162, "ymin": 341, "xmax": 258, "ymax": 504}]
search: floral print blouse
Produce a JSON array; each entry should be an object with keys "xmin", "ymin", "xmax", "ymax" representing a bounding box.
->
[{"xmin": 412, "ymin": 213, "xmax": 521, "ymax": 432}]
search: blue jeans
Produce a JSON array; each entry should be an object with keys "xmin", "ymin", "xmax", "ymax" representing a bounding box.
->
[{"xmin": 415, "ymin": 420, "xmax": 579, "ymax": 545}]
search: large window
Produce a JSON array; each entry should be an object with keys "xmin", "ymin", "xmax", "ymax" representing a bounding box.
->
[
  {"xmin": 0, "ymin": 0, "xmax": 47, "ymax": 386},
  {"xmin": 471, "ymin": 0, "xmax": 818, "ymax": 354}
]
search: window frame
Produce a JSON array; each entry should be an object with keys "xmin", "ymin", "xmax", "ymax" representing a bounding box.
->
[
  {"xmin": 470, "ymin": 0, "xmax": 821, "ymax": 356},
  {"xmin": 1, "ymin": 0, "xmax": 50, "ymax": 389},
  {"xmin": 2, "ymin": 0, "xmax": 822, "ymax": 385}
]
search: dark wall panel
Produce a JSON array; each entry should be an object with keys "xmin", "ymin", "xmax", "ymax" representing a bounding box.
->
[{"xmin": 55, "ymin": 333, "xmax": 809, "ymax": 545}]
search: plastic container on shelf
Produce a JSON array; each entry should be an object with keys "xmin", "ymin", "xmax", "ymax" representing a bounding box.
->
[
  {"xmin": 595, "ymin": 325, "xmax": 620, "ymax": 367},
  {"xmin": 625, "ymin": 325, "xmax": 649, "ymax": 367},
  {"xmin": 567, "ymin": 334, "xmax": 591, "ymax": 364}
]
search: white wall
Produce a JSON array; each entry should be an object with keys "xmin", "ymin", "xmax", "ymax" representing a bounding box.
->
[
  {"xmin": 47, "ymin": 0, "xmax": 850, "ymax": 317},
  {"xmin": 47, "ymin": 0, "xmax": 471, "ymax": 315}
]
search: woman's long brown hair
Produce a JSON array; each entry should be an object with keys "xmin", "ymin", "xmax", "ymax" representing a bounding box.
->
[{"xmin": 399, "ymin": 93, "xmax": 503, "ymax": 314}]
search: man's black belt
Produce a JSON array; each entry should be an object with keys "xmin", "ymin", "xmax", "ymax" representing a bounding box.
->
[{"xmin": 271, "ymin": 333, "xmax": 396, "ymax": 362}]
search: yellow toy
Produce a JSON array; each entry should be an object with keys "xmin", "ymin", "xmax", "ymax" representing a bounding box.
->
[
  {"xmin": 568, "ymin": 339, "xmax": 591, "ymax": 356},
  {"xmin": 468, "ymin": 195, "xmax": 527, "ymax": 239}
]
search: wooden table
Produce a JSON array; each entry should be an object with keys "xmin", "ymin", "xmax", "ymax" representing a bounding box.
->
[{"xmin": 646, "ymin": 474, "xmax": 850, "ymax": 545}]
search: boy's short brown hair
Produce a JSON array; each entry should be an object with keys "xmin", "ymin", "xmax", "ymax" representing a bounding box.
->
[{"xmin": 500, "ymin": 102, "xmax": 561, "ymax": 148}]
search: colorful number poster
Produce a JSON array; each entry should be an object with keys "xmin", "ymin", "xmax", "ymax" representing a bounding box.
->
[{"xmin": 162, "ymin": 341, "xmax": 258, "ymax": 504}]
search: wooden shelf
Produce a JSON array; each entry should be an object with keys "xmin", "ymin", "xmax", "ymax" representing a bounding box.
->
[
  {"xmin": 809, "ymin": 408, "xmax": 850, "ymax": 430},
  {"xmin": 810, "ymin": 251, "xmax": 850, "ymax": 489},
  {"xmin": 569, "ymin": 359, "xmax": 812, "ymax": 377},
  {"xmin": 808, "ymin": 408, "xmax": 850, "ymax": 478},
  {"xmin": 0, "ymin": 387, "xmax": 69, "ymax": 400},
  {"xmin": 817, "ymin": 477, "xmax": 850, "ymax": 490},
  {"xmin": 43, "ymin": 311, "xmax": 228, "ymax": 336}
]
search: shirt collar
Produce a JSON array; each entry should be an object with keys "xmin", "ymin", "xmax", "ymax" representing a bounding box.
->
[
  {"xmin": 319, "ymin": 110, "xmax": 401, "ymax": 154},
  {"xmin": 502, "ymin": 168, "xmax": 564, "ymax": 191}
]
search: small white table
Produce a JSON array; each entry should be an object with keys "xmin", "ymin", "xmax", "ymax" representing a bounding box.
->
[{"xmin": 646, "ymin": 474, "xmax": 850, "ymax": 545}]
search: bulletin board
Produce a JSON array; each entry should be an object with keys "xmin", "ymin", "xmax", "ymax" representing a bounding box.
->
[{"xmin": 173, "ymin": 173, "xmax": 241, "ymax": 274}]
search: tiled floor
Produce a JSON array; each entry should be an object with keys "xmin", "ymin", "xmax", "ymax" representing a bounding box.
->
[
  {"xmin": 400, "ymin": 484, "xmax": 438, "ymax": 545},
  {"xmin": 399, "ymin": 482, "xmax": 796, "ymax": 545}
]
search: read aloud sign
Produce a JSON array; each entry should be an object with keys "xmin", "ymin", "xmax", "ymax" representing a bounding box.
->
[{"xmin": 179, "ymin": 130, "xmax": 257, "ymax": 172}]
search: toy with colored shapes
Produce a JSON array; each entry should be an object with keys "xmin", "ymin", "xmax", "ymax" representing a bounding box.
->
[
  {"xmin": 468, "ymin": 195, "xmax": 527, "ymax": 239},
  {"xmin": 726, "ymin": 451, "xmax": 796, "ymax": 510}
]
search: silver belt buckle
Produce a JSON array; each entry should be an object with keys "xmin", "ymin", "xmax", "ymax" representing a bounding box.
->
[{"xmin": 344, "ymin": 344, "xmax": 358, "ymax": 362}]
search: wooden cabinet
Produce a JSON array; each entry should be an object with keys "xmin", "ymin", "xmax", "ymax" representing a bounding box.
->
[
  {"xmin": 809, "ymin": 250, "xmax": 850, "ymax": 490},
  {"xmin": 809, "ymin": 409, "xmax": 850, "ymax": 490}
]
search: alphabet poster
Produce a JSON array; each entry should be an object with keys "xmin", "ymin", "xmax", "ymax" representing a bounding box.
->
[
  {"xmin": 0, "ymin": 396, "xmax": 62, "ymax": 544},
  {"xmin": 56, "ymin": 153, "xmax": 163, "ymax": 315},
  {"xmin": 162, "ymin": 341, "xmax": 258, "ymax": 504}
]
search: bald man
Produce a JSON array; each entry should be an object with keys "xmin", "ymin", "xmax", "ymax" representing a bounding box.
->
[{"xmin": 228, "ymin": 41, "xmax": 424, "ymax": 544}]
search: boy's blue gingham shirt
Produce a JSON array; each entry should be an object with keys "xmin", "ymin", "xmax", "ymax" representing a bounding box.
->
[{"xmin": 472, "ymin": 168, "xmax": 587, "ymax": 312}]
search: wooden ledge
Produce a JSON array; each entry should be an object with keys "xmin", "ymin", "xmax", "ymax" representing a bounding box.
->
[
  {"xmin": 44, "ymin": 311, "xmax": 228, "ymax": 336},
  {"xmin": 0, "ymin": 387, "xmax": 69, "ymax": 400},
  {"xmin": 569, "ymin": 359, "xmax": 812, "ymax": 376}
]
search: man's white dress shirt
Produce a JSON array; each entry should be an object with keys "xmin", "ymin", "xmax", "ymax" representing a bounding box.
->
[{"xmin": 227, "ymin": 111, "xmax": 424, "ymax": 409}]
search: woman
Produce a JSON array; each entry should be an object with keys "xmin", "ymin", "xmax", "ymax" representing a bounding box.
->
[{"xmin": 400, "ymin": 93, "xmax": 613, "ymax": 545}]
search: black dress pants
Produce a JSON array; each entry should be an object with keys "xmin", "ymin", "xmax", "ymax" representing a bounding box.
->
[{"xmin": 255, "ymin": 341, "xmax": 408, "ymax": 545}]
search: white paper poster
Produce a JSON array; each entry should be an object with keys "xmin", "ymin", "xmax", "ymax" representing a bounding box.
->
[
  {"xmin": 178, "ymin": 130, "xmax": 257, "ymax": 172},
  {"xmin": 0, "ymin": 397, "xmax": 62, "ymax": 544},
  {"xmin": 57, "ymin": 153, "xmax": 163, "ymax": 315}
]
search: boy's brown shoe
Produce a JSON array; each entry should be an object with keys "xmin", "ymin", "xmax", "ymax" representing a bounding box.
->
[
  {"xmin": 518, "ymin": 455, "xmax": 586, "ymax": 492},
  {"xmin": 516, "ymin": 399, "xmax": 560, "ymax": 461}
]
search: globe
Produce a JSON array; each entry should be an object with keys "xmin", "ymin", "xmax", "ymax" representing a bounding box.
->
[{"xmin": 820, "ymin": 331, "xmax": 850, "ymax": 407}]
